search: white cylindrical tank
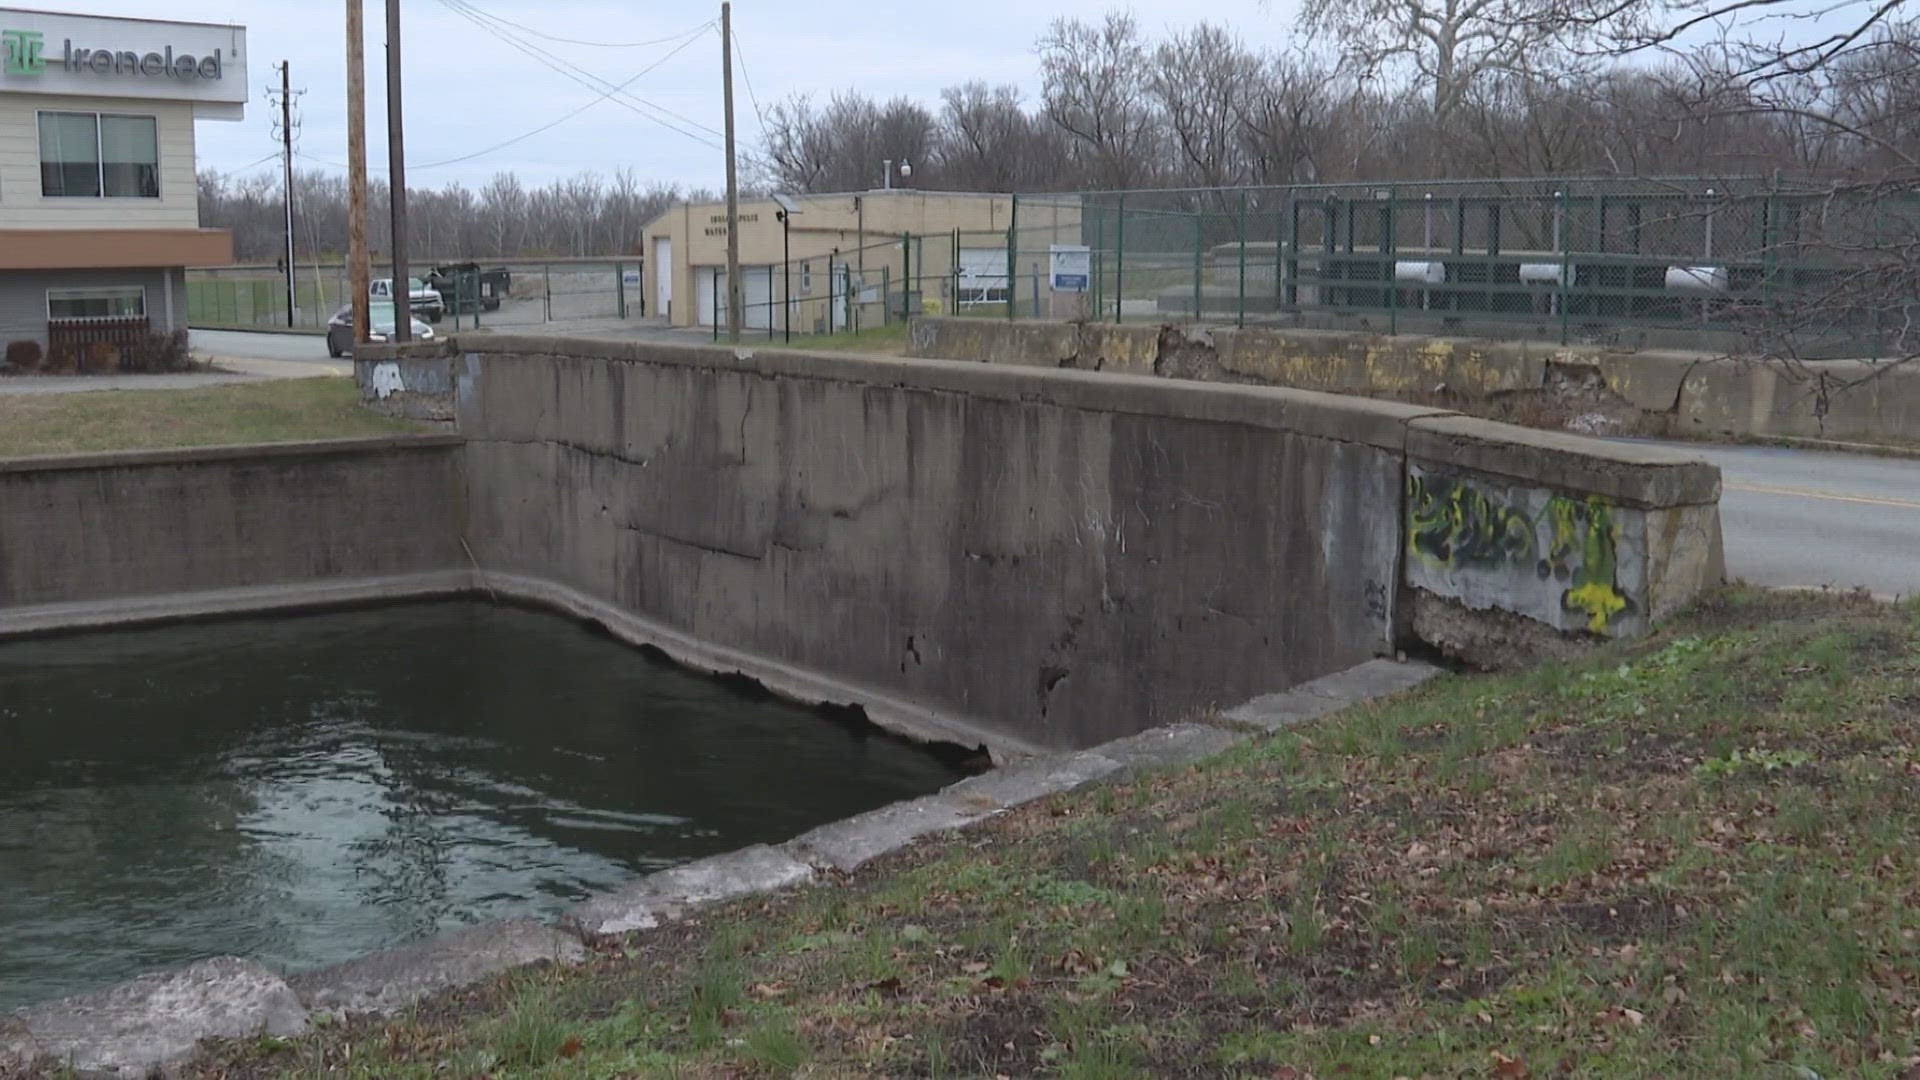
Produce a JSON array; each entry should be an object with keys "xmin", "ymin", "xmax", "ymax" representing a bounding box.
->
[
  {"xmin": 1665, "ymin": 265, "xmax": 1729, "ymax": 294},
  {"xmin": 1394, "ymin": 260, "xmax": 1445, "ymax": 285},
  {"xmin": 1519, "ymin": 262, "xmax": 1571, "ymax": 287}
]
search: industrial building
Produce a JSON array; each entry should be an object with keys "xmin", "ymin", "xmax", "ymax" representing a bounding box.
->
[
  {"xmin": 641, "ymin": 189, "xmax": 1080, "ymax": 332},
  {"xmin": 0, "ymin": 6, "xmax": 243, "ymax": 356}
]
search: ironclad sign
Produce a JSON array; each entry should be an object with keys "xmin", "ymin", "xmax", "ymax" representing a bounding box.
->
[{"xmin": 0, "ymin": 8, "xmax": 245, "ymax": 116}]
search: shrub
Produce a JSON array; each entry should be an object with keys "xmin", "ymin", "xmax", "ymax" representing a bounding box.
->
[
  {"xmin": 81, "ymin": 341, "xmax": 120, "ymax": 374},
  {"xmin": 4, "ymin": 339, "xmax": 42, "ymax": 373},
  {"xmin": 120, "ymin": 329, "xmax": 193, "ymax": 373},
  {"xmin": 42, "ymin": 345, "xmax": 78, "ymax": 374}
]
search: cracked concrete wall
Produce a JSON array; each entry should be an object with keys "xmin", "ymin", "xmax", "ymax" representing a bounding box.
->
[
  {"xmin": 910, "ymin": 317, "xmax": 1920, "ymax": 442},
  {"xmin": 1400, "ymin": 415, "xmax": 1723, "ymax": 645},
  {"xmin": 454, "ymin": 338, "xmax": 1414, "ymax": 752},
  {"xmin": 0, "ymin": 438, "xmax": 468, "ymax": 612}
]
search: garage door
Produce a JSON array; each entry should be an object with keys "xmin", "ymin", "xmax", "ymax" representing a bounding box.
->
[
  {"xmin": 742, "ymin": 266, "xmax": 773, "ymax": 331},
  {"xmin": 696, "ymin": 267, "xmax": 719, "ymax": 327},
  {"xmin": 694, "ymin": 267, "xmax": 774, "ymax": 329}
]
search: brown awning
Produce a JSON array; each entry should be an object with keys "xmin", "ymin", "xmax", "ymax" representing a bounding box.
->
[{"xmin": 0, "ymin": 229, "xmax": 233, "ymax": 271}]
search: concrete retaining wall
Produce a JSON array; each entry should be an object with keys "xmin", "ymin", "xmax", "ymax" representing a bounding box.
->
[
  {"xmin": 450, "ymin": 337, "xmax": 1416, "ymax": 752},
  {"xmin": 0, "ymin": 336, "xmax": 1725, "ymax": 756},
  {"xmin": 0, "ymin": 437, "xmax": 469, "ymax": 624},
  {"xmin": 909, "ymin": 317, "xmax": 1920, "ymax": 443}
]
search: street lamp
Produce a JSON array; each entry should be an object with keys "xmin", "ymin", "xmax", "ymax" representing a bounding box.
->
[{"xmin": 774, "ymin": 193, "xmax": 801, "ymax": 343}]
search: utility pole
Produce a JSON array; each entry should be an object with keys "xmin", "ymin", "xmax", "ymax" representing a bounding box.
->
[
  {"xmin": 346, "ymin": 0, "xmax": 370, "ymax": 345},
  {"xmin": 277, "ymin": 61, "xmax": 296, "ymax": 328},
  {"xmin": 385, "ymin": 0, "xmax": 411, "ymax": 342},
  {"xmin": 721, "ymin": 1, "xmax": 741, "ymax": 342}
]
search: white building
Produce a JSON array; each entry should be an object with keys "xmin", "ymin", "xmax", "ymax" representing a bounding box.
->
[{"xmin": 0, "ymin": 6, "xmax": 244, "ymax": 355}]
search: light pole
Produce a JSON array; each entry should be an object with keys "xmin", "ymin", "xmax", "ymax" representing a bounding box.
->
[
  {"xmin": 774, "ymin": 194, "xmax": 801, "ymax": 343},
  {"xmin": 881, "ymin": 159, "xmax": 912, "ymax": 191}
]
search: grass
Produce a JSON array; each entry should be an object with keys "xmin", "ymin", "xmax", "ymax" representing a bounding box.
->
[
  {"xmin": 779, "ymin": 322, "xmax": 912, "ymax": 355},
  {"xmin": 131, "ymin": 587, "xmax": 1920, "ymax": 1078},
  {"xmin": 0, "ymin": 378, "xmax": 427, "ymax": 457}
]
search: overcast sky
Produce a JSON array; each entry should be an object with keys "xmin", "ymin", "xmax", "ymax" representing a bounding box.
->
[{"xmin": 26, "ymin": 0, "xmax": 1284, "ymax": 191}]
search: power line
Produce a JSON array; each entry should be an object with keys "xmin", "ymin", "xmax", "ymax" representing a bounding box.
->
[
  {"xmin": 438, "ymin": 0, "xmax": 726, "ymax": 150},
  {"xmin": 297, "ymin": 149, "xmax": 349, "ymax": 171},
  {"xmin": 232, "ymin": 150, "xmax": 284, "ymax": 171},
  {"xmin": 414, "ymin": 19, "xmax": 715, "ymax": 169},
  {"xmin": 439, "ymin": 0, "xmax": 774, "ymax": 172},
  {"xmin": 446, "ymin": 3, "xmax": 711, "ymax": 49},
  {"xmin": 731, "ymin": 24, "xmax": 766, "ymax": 128}
]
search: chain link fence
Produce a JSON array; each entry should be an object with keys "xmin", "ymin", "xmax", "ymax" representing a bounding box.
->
[
  {"xmin": 1027, "ymin": 177, "xmax": 1909, "ymax": 356},
  {"xmin": 186, "ymin": 257, "xmax": 645, "ymax": 333},
  {"xmin": 193, "ymin": 180, "xmax": 1914, "ymax": 358}
]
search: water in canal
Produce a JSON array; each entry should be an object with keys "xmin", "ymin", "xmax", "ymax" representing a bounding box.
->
[{"xmin": 0, "ymin": 602, "xmax": 972, "ymax": 1011}]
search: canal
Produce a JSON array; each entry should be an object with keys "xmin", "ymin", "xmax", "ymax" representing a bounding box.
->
[{"xmin": 0, "ymin": 601, "xmax": 971, "ymax": 1011}]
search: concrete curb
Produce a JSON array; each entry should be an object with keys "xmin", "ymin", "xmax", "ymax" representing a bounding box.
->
[{"xmin": 0, "ymin": 657, "xmax": 1444, "ymax": 1077}]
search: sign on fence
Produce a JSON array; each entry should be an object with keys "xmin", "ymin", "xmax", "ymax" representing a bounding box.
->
[{"xmin": 1050, "ymin": 244, "xmax": 1090, "ymax": 293}]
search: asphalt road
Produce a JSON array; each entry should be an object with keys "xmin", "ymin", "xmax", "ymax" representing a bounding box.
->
[
  {"xmin": 1658, "ymin": 442, "xmax": 1919, "ymax": 599},
  {"xmin": 190, "ymin": 328, "xmax": 339, "ymax": 366}
]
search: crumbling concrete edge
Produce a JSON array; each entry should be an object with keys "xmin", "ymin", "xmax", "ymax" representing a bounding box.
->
[{"xmin": 0, "ymin": 656, "xmax": 1440, "ymax": 1078}]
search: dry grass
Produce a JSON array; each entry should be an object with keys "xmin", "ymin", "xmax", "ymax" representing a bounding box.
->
[{"xmin": 0, "ymin": 379, "xmax": 426, "ymax": 458}]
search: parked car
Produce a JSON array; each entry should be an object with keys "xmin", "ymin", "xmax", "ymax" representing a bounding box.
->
[
  {"xmin": 370, "ymin": 276, "xmax": 445, "ymax": 323},
  {"xmin": 326, "ymin": 302, "xmax": 436, "ymax": 358},
  {"xmin": 423, "ymin": 262, "xmax": 510, "ymax": 315}
]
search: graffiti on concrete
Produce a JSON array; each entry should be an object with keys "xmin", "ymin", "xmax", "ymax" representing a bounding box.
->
[{"xmin": 1406, "ymin": 471, "xmax": 1630, "ymax": 633}]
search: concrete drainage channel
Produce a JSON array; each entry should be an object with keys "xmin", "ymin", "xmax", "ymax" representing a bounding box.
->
[{"xmin": 0, "ymin": 659, "xmax": 1437, "ymax": 1078}]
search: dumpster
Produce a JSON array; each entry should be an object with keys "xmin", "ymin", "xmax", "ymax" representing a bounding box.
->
[{"xmin": 425, "ymin": 262, "xmax": 510, "ymax": 315}]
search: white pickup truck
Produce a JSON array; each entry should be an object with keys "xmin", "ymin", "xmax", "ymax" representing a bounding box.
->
[{"xmin": 369, "ymin": 277, "xmax": 445, "ymax": 323}]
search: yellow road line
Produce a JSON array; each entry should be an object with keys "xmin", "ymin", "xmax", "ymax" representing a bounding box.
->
[{"xmin": 1726, "ymin": 481, "xmax": 1920, "ymax": 511}]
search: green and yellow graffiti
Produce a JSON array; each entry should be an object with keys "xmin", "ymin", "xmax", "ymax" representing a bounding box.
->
[
  {"xmin": 1407, "ymin": 473, "xmax": 1536, "ymax": 569},
  {"xmin": 1407, "ymin": 472, "xmax": 1631, "ymax": 634},
  {"xmin": 1559, "ymin": 497, "xmax": 1627, "ymax": 632}
]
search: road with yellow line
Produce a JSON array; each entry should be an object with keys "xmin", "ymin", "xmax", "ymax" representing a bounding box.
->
[{"xmin": 1671, "ymin": 443, "xmax": 1919, "ymax": 599}]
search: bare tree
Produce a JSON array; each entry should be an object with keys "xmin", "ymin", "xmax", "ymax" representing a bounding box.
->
[
  {"xmin": 1238, "ymin": 54, "xmax": 1343, "ymax": 184},
  {"xmin": 1039, "ymin": 13, "xmax": 1163, "ymax": 188},
  {"xmin": 1150, "ymin": 24, "xmax": 1263, "ymax": 188},
  {"xmin": 1298, "ymin": 0, "xmax": 1604, "ymax": 121},
  {"xmin": 480, "ymin": 172, "xmax": 527, "ymax": 258}
]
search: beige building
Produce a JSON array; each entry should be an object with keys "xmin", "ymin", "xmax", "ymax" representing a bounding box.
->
[
  {"xmin": 0, "ymin": 7, "xmax": 243, "ymax": 353},
  {"xmin": 641, "ymin": 189, "xmax": 1081, "ymax": 331}
]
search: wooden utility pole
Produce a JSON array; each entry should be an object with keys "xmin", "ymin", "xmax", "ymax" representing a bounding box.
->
[
  {"xmin": 346, "ymin": 0, "xmax": 370, "ymax": 344},
  {"xmin": 385, "ymin": 0, "xmax": 411, "ymax": 342},
  {"xmin": 278, "ymin": 61, "xmax": 296, "ymax": 328},
  {"xmin": 721, "ymin": 2, "xmax": 741, "ymax": 342}
]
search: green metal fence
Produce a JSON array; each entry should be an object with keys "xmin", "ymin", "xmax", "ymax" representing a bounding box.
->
[
  {"xmin": 186, "ymin": 257, "xmax": 645, "ymax": 333},
  {"xmin": 1003, "ymin": 176, "xmax": 1916, "ymax": 356}
]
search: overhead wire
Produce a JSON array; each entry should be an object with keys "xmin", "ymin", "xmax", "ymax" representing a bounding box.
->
[
  {"xmin": 730, "ymin": 24, "xmax": 766, "ymax": 128},
  {"xmin": 437, "ymin": 0, "xmax": 728, "ymax": 151},
  {"xmin": 439, "ymin": 3, "xmax": 711, "ymax": 49},
  {"xmin": 437, "ymin": 0, "xmax": 774, "ymax": 172},
  {"xmin": 413, "ymin": 18, "xmax": 715, "ymax": 168}
]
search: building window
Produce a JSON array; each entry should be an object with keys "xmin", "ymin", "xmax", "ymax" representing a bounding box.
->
[
  {"xmin": 39, "ymin": 113, "xmax": 159, "ymax": 198},
  {"xmin": 47, "ymin": 287, "xmax": 146, "ymax": 320},
  {"xmin": 800, "ymin": 262, "xmax": 812, "ymax": 294}
]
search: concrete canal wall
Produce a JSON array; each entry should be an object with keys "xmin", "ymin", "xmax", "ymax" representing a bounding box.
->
[
  {"xmin": 909, "ymin": 316, "xmax": 1920, "ymax": 444},
  {"xmin": 0, "ymin": 335, "xmax": 1723, "ymax": 753},
  {"xmin": 0, "ymin": 437, "xmax": 470, "ymax": 635}
]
